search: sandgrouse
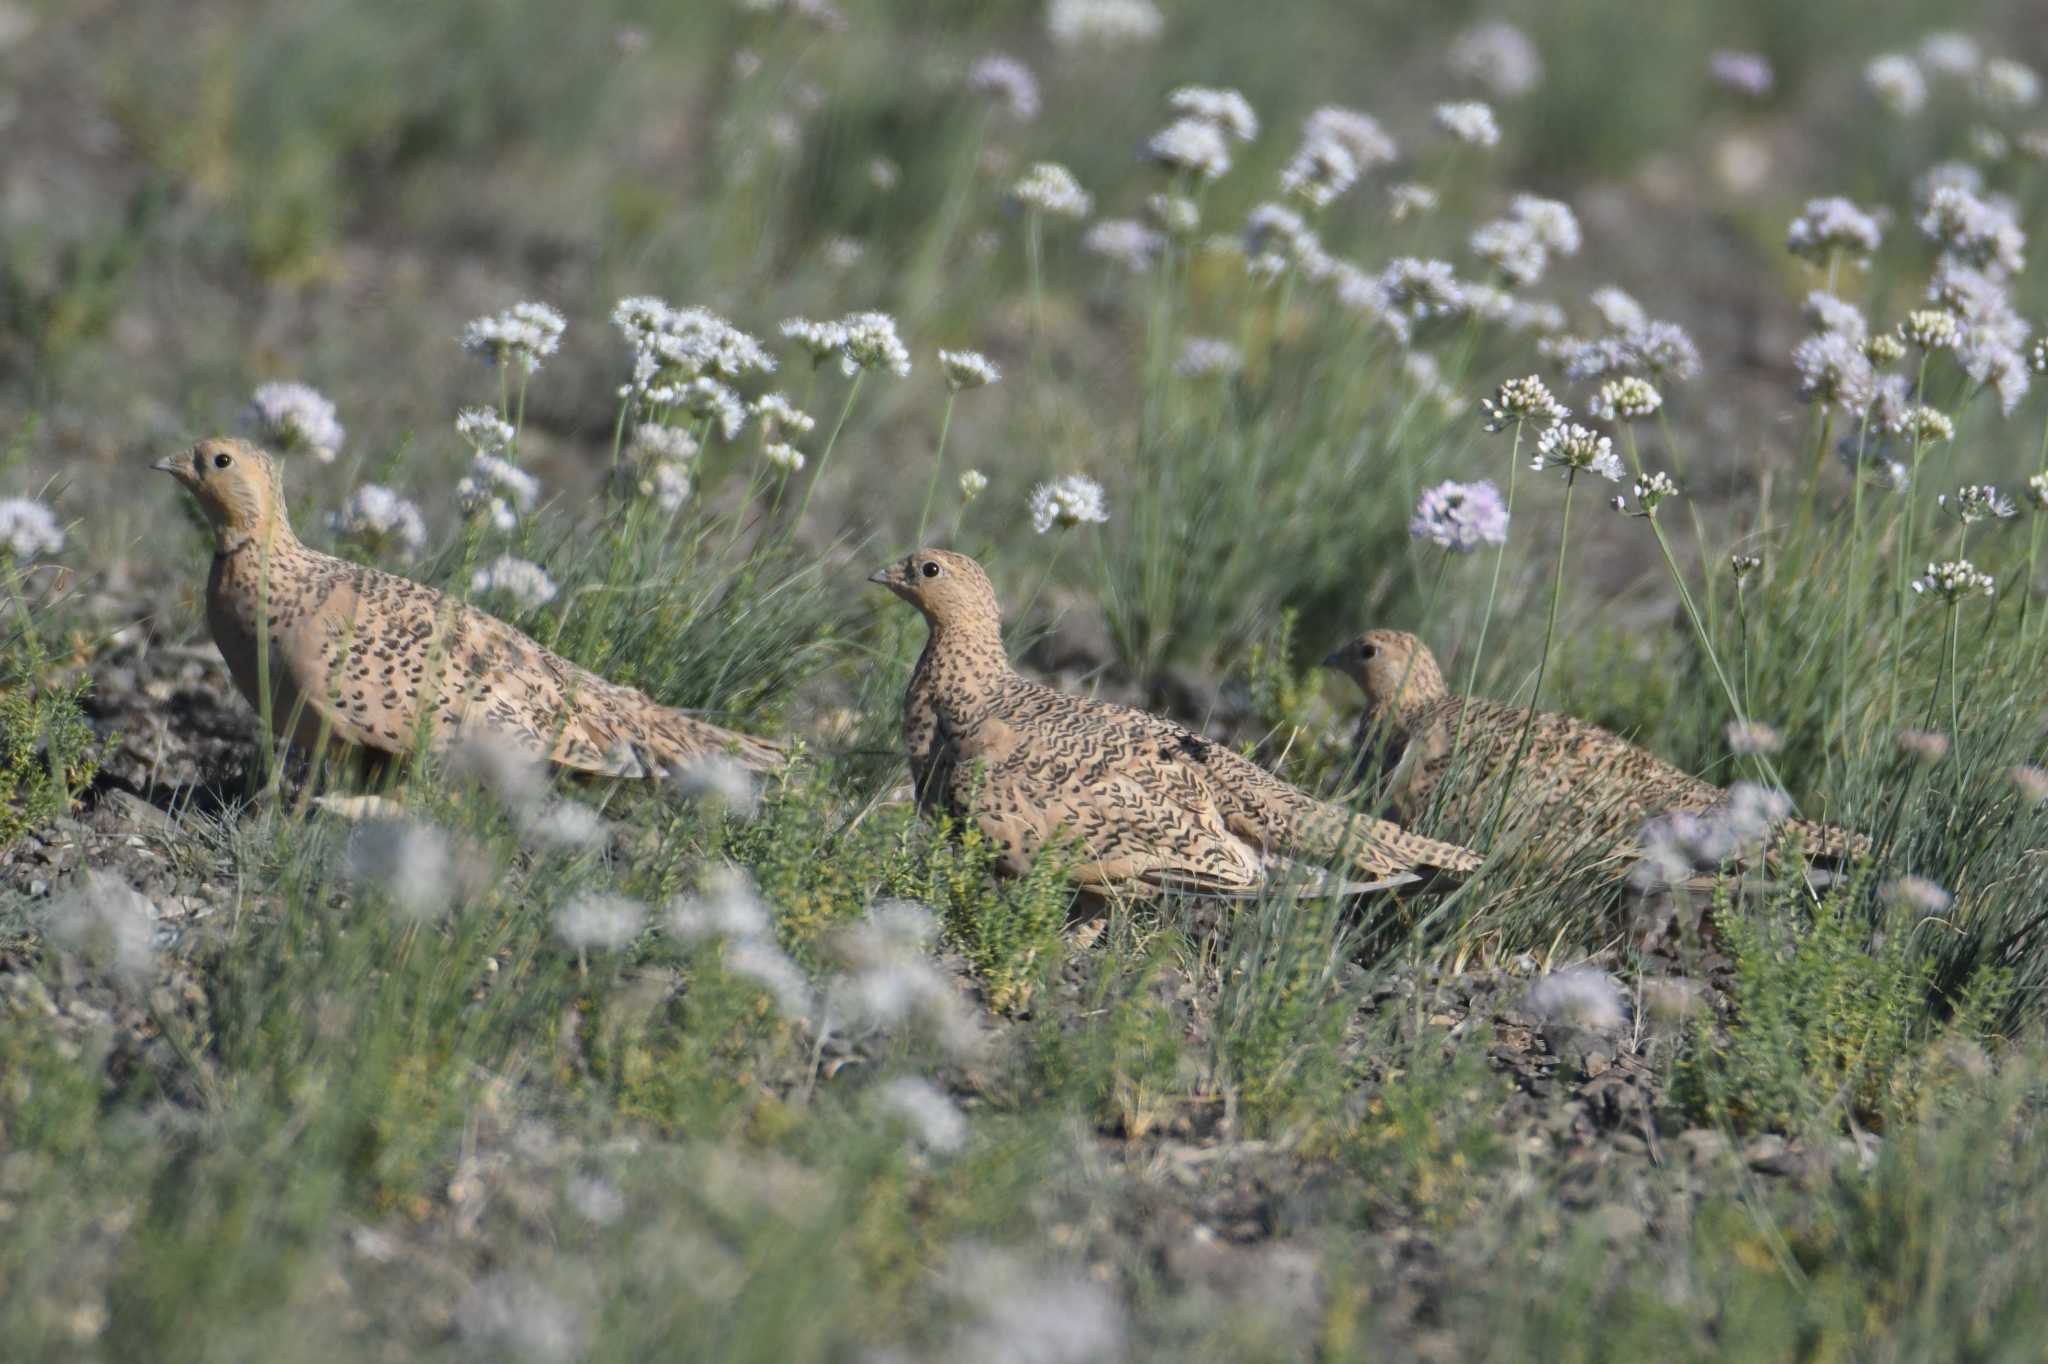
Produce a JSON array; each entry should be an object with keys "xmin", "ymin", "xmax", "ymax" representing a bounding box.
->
[
  {"xmin": 869, "ymin": 549, "xmax": 1482, "ymax": 896},
  {"xmin": 1322, "ymin": 628, "xmax": 1866, "ymax": 865},
  {"xmin": 157, "ymin": 437, "xmax": 784, "ymax": 776}
]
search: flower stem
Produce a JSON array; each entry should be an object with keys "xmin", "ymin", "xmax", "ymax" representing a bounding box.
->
[
  {"xmin": 1483, "ymin": 470, "xmax": 1574, "ymax": 846},
  {"xmin": 784, "ymin": 371, "xmax": 866, "ymax": 544},
  {"xmin": 915, "ymin": 391, "xmax": 959, "ymax": 547},
  {"xmin": 1888, "ymin": 354, "xmax": 1934, "ymax": 735}
]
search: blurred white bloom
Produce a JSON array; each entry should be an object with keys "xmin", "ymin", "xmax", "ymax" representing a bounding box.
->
[
  {"xmin": 1029, "ymin": 475, "xmax": 1109, "ymax": 533},
  {"xmin": 671, "ymin": 755, "xmax": 759, "ymax": 816},
  {"xmin": 780, "ymin": 317, "xmax": 850, "ymax": 363},
  {"xmin": 1523, "ymin": 967, "xmax": 1627, "ymax": 1032},
  {"xmin": 1918, "ymin": 32, "xmax": 1981, "ymax": 78},
  {"xmin": 839, "ymin": 311, "xmax": 912, "ymax": 378},
  {"xmin": 461, "ymin": 301, "xmax": 566, "ymax": 375},
  {"xmin": 1145, "ymin": 193, "xmax": 1200, "ymax": 235},
  {"xmin": 1174, "ymin": 336, "xmax": 1242, "ymax": 378},
  {"xmin": 456, "ymin": 407, "xmax": 516, "ymax": 453},
  {"xmin": 329, "ymin": 484, "xmax": 427, "ymax": 559},
  {"xmin": 670, "ymin": 867, "xmax": 774, "ymax": 942},
  {"xmin": 1980, "ymin": 58, "xmax": 2041, "ymax": 109},
  {"xmin": 1709, "ymin": 51, "xmax": 1773, "ymax": 97},
  {"xmin": 1725, "ymin": 719, "xmax": 1784, "ymax": 755},
  {"xmin": 943, "ymin": 1246, "xmax": 1126, "ymax": 1364},
  {"xmin": 457, "ymin": 1276, "xmax": 584, "ymax": 1364},
  {"xmin": 866, "ymin": 157, "xmax": 900, "ymax": 192},
  {"xmin": 1243, "ymin": 203, "xmax": 1313, "ymax": 256},
  {"xmin": 2007, "ymin": 765, "xmax": 2048, "ymax": 805},
  {"xmin": 1144, "ymin": 118, "xmax": 1232, "ymax": 179},
  {"xmin": 938, "ymin": 349, "xmax": 1002, "ymax": 390},
  {"xmin": 344, "ymin": 818, "xmax": 459, "ymax": 922},
  {"xmin": 1409, "ymin": 479, "xmax": 1509, "ymax": 552},
  {"xmin": 630, "ymin": 422, "xmax": 701, "ymax": 462},
  {"xmin": 763, "ymin": 442, "xmax": 806, "ymax": 474},
  {"xmin": 1912, "ymin": 559, "xmax": 1995, "ymax": 602},
  {"xmin": 1167, "ymin": 85, "xmax": 1258, "ymax": 141},
  {"xmin": 2020, "ymin": 130, "xmax": 2048, "ymax": 163},
  {"xmin": 0, "ymin": 497, "xmax": 64, "ymax": 560},
  {"xmin": 1938, "ymin": 484, "xmax": 2016, "ymax": 524},
  {"xmin": 1433, "ymin": 100, "xmax": 1500, "ymax": 147},
  {"xmin": 2027, "ymin": 471, "xmax": 2048, "ymax": 510},
  {"xmin": 1401, "ymin": 351, "xmax": 1459, "ymax": 411},
  {"xmin": 1379, "ymin": 256, "xmax": 1466, "ymax": 317},
  {"xmin": 1899, "ymin": 728, "xmax": 1952, "ymax": 763},
  {"xmin": 876, "ymin": 1076, "xmax": 968, "ymax": 1154},
  {"xmin": 682, "ymin": 376, "xmax": 748, "ymax": 439},
  {"xmin": 1803, "ymin": 291, "xmax": 1868, "ymax": 341},
  {"xmin": 1470, "ymin": 217, "xmax": 1547, "ymax": 287},
  {"xmin": 1631, "ymin": 321, "xmax": 1704, "ymax": 383},
  {"xmin": 246, "ymin": 381, "xmax": 345, "ymax": 462},
  {"xmin": 1011, "ymin": 161, "xmax": 1092, "ymax": 217},
  {"xmin": 457, "ymin": 452, "xmax": 541, "ymax": 531},
  {"xmin": 728, "ymin": 938, "xmax": 815, "ymax": 1018},
  {"xmin": 1865, "ymin": 54, "xmax": 1928, "ymax": 115},
  {"xmin": 1970, "ymin": 126, "xmax": 2011, "ymax": 161},
  {"xmin": 748, "ymin": 393, "xmax": 814, "ymax": 440},
  {"xmin": 1082, "ymin": 218, "xmax": 1166, "ymax": 272},
  {"xmin": 1864, "ymin": 333, "xmax": 1907, "ymax": 365},
  {"xmin": 1918, "ymin": 186, "xmax": 2027, "ymax": 277},
  {"xmin": 1387, "ymin": 182, "xmax": 1439, "ymax": 222},
  {"xmin": 1591, "ymin": 286, "xmax": 1648, "ymax": 332},
  {"xmin": 641, "ymin": 461, "xmax": 693, "ymax": 513},
  {"xmin": 1448, "ymin": 20, "xmax": 1542, "ymax": 97},
  {"xmin": 1506, "ymin": 298, "xmax": 1568, "ymax": 334},
  {"xmin": 554, "ymin": 894, "xmax": 644, "ymax": 951},
  {"xmin": 1280, "ymin": 136, "xmax": 1359, "ymax": 208},
  {"xmin": 1730, "ymin": 553, "xmax": 1763, "ymax": 581},
  {"xmin": 50, "ymin": 871, "xmax": 158, "ymax": 980},
  {"xmin": 968, "ymin": 53, "xmax": 1041, "ymax": 121},
  {"xmin": 822, "ymin": 901, "xmax": 976, "ymax": 1056},
  {"xmin": 1882, "ymin": 875, "xmax": 1952, "ymax": 916},
  {"xmin": 470, "ymin": 555, "xmax": 558, "ymax": 610},
  {"xmin": 1792, "ymin": 331, "xmax": 1876, "ymax": 410},
  {"xmin": 822, "ymin": 236, "xmax": 866, "ymax": 270},
  {"xmin": 1512, "ymin": 195, "xmax": 1580, "ymax": 255},
  {"xmin": 1481, "ymin": 375, "xmax": 1568, "ymax": 430},
  {"xmin": 1590, "ymin": 376, "xmax": 1662, "ymax": 421},
  {"xmin": 1532, "ymin": 422, "xmax": 1623, "ymax": 482},
  {"xmin": 959, "ymin": 469, "xmax": 989, "ymax": 500},
  {"xmin": 1786, "ymin": 197, "xmax": 1883, "ymax": 263},
  {"xmin": 565, "ymin": 1175, "xmax": 625, "ymax": 1226},
  {"xmin": 1305, "ymin": 107, "xmax": 1398, "ymax": 168},
  {"xmin": 1045, "ymin": 0, "xmax": 1162, "ymax": 46}
]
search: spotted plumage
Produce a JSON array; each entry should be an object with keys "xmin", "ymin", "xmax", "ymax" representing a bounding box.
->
[
  {"xmin": 1322, "ymin": 628, "xmax": 1867, "ymax": 864},
  {"xmin": 870, "ymin": 550, "xmax": 1481, "ymax": 896},
  {"xmin": 157, "ymin": 437, "xmax": 784, "ymax": 776}
]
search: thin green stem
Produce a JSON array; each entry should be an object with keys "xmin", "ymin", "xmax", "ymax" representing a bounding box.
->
[
  {"xmin": 784, "ymin": 371, "xmax": 866, "ymax": 544},
  {"xmin": 1888, "ymin": 355, "xmax": 1934, "ymax": 735},
  {"xmin": 915, "ymin": 391, "xmax": 959, "ymax": 547},
  {"xmin": 1483, "ymin": 471, "xmax": 1575, "ymax": 846}
]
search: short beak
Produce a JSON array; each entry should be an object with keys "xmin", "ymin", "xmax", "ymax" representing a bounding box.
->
[
  {"xmin": 151, "ymin": 455, "xmax": 183, "ymax": 475},
  {"xmin": 1320, "ymin": 648, "xmax": 1345, "ymax": 670},
  {"xmin": 866, "ymin": 564, "xmax": 897, "ymax": 588}
]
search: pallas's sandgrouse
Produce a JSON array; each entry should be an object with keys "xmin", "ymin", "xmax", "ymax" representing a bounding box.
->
[
  {"xmin": 157, "ymin": 437, "xmax": 784, "ymax": 775},
  {"xmin": 1322, "ymin": 628, "xmax": 1866, "ymax": 864},
  {"xmin": 870, "ymin": 549, "xmax": 1482, "ymax": 896}
]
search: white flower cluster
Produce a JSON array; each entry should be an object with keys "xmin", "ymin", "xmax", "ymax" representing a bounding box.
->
[
  {"xmin": 1791, "ymin": 330, "xmax": 1876, "ymax": 411},
  {"xmin": 455, "ymin": 406, "xmax": 515, "ymax": 454},
  {"xmin": 1387, "ymin": 182, "xmax": 1439, "ymax": 222},
  {"xmin": 1144, "ymin": 118, "xmax": 1232, "ymax": 180},
  {"xmin": 1531, "ymin": 422, "xmax": 1624, "ymax": 482},
  {"xmin": 1918, "ymin": 186, "xmax": 2027, "ymax": 278},
  {"xmin": 967, "ymin": 53, "xmax": 1040, "ymax": 121},
  {"xmin": 1480, "ymin": 374, "xmax": 1568, "ymax": 430},
  {"xmin": 1912, "ymin": 559, "xmax": 1996, "ymax": 603},
  {"xmin": 1045, "ymin": 0, "xmax": 1162, "ymax": 46},
  {"xmin": 2028, "ymin": 472, "xmax": 2048, "ymax": 511},
  {"xmin": 1167, "ymin": 85, "xmax": 1258, "ymax": 141},
  {"xmin": 460, "ymin": 301, "xmax": 566, "ymax": 375},
  {"xmin": 1011, "ymin": 161, "xmax": 1093, "ymax": 217},
  {"xmin": 1378, "ymin": 256, "xmax": 1466, "ymax": 318},
  {"xmin": 457, "ymin": 453, "xmax": 541, "ymax": 531},
  {"xmin": 1898, "ymin": 308, "xmax": 1961, "ymax": 351},
  {"xmin": 246, "ymin": 381, "xmax": 345, "ymax": 462},
  {"xmin": 1589, "ymin": 375, "xmax": 1662, "ymax": 421},
  {"xmin": 555, "ymin": 893, "xmax": 645, "ymax": 951},
  {"xmin": 1979, "ymin": 58, "xmax": 2041, "ymax": 109},
  {"xmin": 1803, "ymin": 291, "xmax": 1867, "ymax": 341},
  {"xmin": 1633, "ymin": 782, "xmax": 1794, "ymax": 887},
  {"xmin": 1865, "ymin": 54, "xmax": 1928, "ymax": 115},
  {"xmin": 1433, "ymin": 100, "xmax": 1500, "ymax": 147},
  {"xmin": 1786, "ymin": 197, "xmax": 1883, "ymax": 263},
  {"xmin": 470, "ymin": 554, "xmax": 558, "ymax": 610},
  {"xmin": 938, "ymin": 348, "xmax": 1001, "ymax": 390},
  {"xmin": 959, "ymin": 469, "xmax": 989, "ymax": 500},
  {"xmin": 763, "ymin": 442, "xmax": 806, "ymax": 474},
  {"xmin": 613, "ymin": 297, "xmax": 776, "ymax": 435},
  {"xmin": 750, "ymin": 393, "xmax": 815, "ymax": 439},
  {"xmin": 1611, "ymin": 470, "xmax": 1679, "ymax": 517},
  {"xmin": 1709, "ymin": 51, "xmax": 1773, "ymax": 97},
  {"xmin": 780, "ymin": 316, "xmax": 848, "ymax": 362},
  {"xmin": 1029, "ymin": 474, "xmax": 1109, "ymax": 533},
  {"xmin": 840, "ymin": 311, "xmax": 912, "ymax": 378},
  {"xmin": 1447, "ymin": 20, "xmax": 1542, "ymax": 98},
  {"xmin": 1522, "ymin": 967, "xmax": 1628, "ymax": 1032},
  {"xmin": 329, "ymin": 484, "xmax": 427, "ymax": 558},
  {"xmin": 1409, "ymin": 479, "xmax": 1509, "ymax": 552},
  {"xmin": 0, "ymin": 497, "xmax": 65, "ymax": 561},
  {"xmin": 1938, "ymin": 484, "xmax": 2016, "ymax": 524},
  {"xmin": 1893, "ymin": 406, "xmax": 1955, "ymax": 444},
  {"xmin": 1082, "ymin": 218, "xmax": 1166, "ymax": 272},
  {"xmin": 1174, "ymin": 336, "xmax": 1242, "ymax": 379}
]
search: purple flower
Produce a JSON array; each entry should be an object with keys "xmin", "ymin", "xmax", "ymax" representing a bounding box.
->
[{"xmin": 1410, "ymin": 479, "xmax": 1509, "ymax": 552}]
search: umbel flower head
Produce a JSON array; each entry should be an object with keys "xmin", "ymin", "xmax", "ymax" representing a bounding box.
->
[
  {"xmin": 781, "ymin": 317, "xmax": 850, "ymax": 363},
  {"xmin": 1480, "ymin": 375, "xmax": 1567, "ymax": 431},
  {"xmin": 1898, "ymin": 309, "xmax": 1962, "ymax": 351},
  {"xmin": 1409, "ymin": 479, "xmax": 1509, "ymax": 552},
  {"xmin": 1912, "ymin": 559, "xmax": 1995, "ymax": 603},
  {"xmin": 329, "ymin": 484, "xmax": 427, "ymax": 559},
  {"xmin": 1531, "ymin": 422, "xmax": 1624, "ymax": 482},
  {"xmin": 1938, "ymin": 484, "xmax": 2017, "ymax": 524},
  {"xmin": 1893, "ymin": 406, "xmax": 1955, "ymax": 444},
  {"xmin": 938, "ymin": 349, "xmax": 1001, "ymax": 390},
  {"xmin": 461, "ymin": 301, "xmax": 566, "ymax": 374},
  {"xmin": 1730, "ymin": 553, "xmax": 1762, "ymax": 581},
  {"xmin": 1590, "ymin": 376, "xmax": 1662, "ymax": 422},
  {"xmin": 456, "ymin": 407, "xmax": 515, "ymax": 454},
  {"xmin": 1792, "ymin": 331, "xmax": 1876, "ymax": 411},
  {"xmin": 958, "ymin": 469, "xmax": 989, "ymax": 501},
  {"xmin": 1865, "ymin": 54, "xmax": 1928, "ymax": 115},
  {"xmin": 470, "ymin": 554, "xmax": 559, "ymax": 611},
  {"xmin": 1447, "ymin": 20, "xmax": 1542, "ymax": 98},
  {"xmin": 1612, "ymin": 470, "xmax": 1679, "ymax": 516},
  {"xmin": 457, "ymin": 453, "xmax": 541, "ymax": 531},
  {"xmin": 1175, "ymin": 337, "xmax": 1242, "ymax": 378},
  {"xmin": 1029, "ymin": 474, "xmax": 1109, "ymax": 533},
  {"xmin": 1166, "ymin": 85, "xmax": 1258, "ymax": 141},
  {"xmin": 1011, "ymin": 161, "xmax": 1092, "ymax": 217},
  {"xmin": 2027, "ymin": 472, "xmax": 2048, "ymax": 511},
  {"xmin": 1785, "ymin": 197, "xmax": 1883, "ymax": 263},
  {"xmin": 966, "ymin": 53, "xmax": 1040, "ymax": 121},
  {"xmin": 0, "ymin": 497, "xmax": 65, "ymax": 561},
  {"xmin": 750, "ymin": 393, "xmax": 814, "ymax": 438},
  {"xmin": 245, "ymin": 382, "xmax": 345, "ymax": 462},
  {"xmin": 1082, "ymin": 219, "xmax": 1166, "ymax": 272},
  {"xmin": 1144, "ymin": 118, "xmax": 1232, "ymax": 179},
  {"xmin": 1433, "ymin": 100, "xmax": 1500, "ymax": 147},
  {"xmin": 839, "ymin": 311, "xmax": 912, "ymax": 378}
]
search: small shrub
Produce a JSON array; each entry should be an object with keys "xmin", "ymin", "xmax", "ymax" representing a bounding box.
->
[{"xmin": 0, "ymin": 679, "xmax": 98, "ymax": 851}]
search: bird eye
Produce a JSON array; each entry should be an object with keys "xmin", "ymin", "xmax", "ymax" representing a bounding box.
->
[
  {"xmin": 212, "ymin": 452, "xmax": 233, "ymax": 470},
  {"xmin": 920, "ymin": 560, "xmax": 942, "ymax": 579},
  {"xmin": 1359, "ymin": 643, "xmax": 1378, "ymax": 660}
]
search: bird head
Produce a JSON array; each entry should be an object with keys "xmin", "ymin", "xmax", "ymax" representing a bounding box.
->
[
  {"xmin": 154, "ymin": 438, "xmax": 290, "ymax": 547},
  {"xmin": 867, "ymin": 548, "xmax": 1003, "ymax": 631},
  {"xmin": 1321, "ymin": 628, "xmax": 1446, "ymax": 719}
]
